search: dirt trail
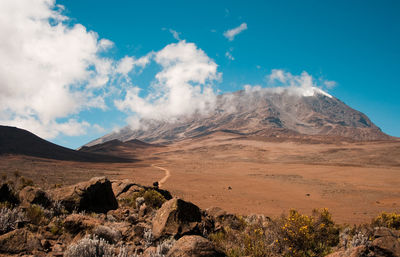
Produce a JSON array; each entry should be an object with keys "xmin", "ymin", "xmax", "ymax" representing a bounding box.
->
[{"xmin": 152, "ymin": 164, "xmax": 171, "ymax": 188}]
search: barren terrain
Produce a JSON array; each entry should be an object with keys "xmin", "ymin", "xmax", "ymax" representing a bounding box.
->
[{"xmin": 1, "ymin": 132, "xmax": 399, "ymax": 224}]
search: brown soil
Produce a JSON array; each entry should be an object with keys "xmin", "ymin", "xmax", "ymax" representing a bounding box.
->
[{"xmin": 1, "ymin": 133, "xmax": 399, "ymax": 224}]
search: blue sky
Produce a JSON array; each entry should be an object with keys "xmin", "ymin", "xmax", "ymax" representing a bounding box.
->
[{"xmin": 0, "ymin": 0, "xmax": 399, "ymax": 148}]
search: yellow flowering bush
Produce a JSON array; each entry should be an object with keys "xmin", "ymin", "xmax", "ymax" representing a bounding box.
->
[
  {"xmin": 276, "ymin": 208, "xmax": 339, "ymax": 257},
  {"xmin": 372, "ymin": 212, "xmax": 400, "ymax": 230}
]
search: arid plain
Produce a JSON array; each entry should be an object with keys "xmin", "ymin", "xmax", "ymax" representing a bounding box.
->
[{"xmin": 1, "ymin": 132, "xmax": 399, "ymax": 224}]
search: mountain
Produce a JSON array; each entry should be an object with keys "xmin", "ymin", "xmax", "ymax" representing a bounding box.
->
[
  {"xmin": 0, "ymin": 125, "xmax": 133, "ymax": 162},
  {"xmin": 79, "ymin": 138, "xmax": 162, "ymax": 157},
  {"xmin": 85, "ymin": 87, "xmax": 391, "ymax": 146}
]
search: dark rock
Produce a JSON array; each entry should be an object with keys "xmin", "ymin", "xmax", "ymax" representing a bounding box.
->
[
  {"xmin": 50, "ymin": 177, "xmax": 118, "ymax": 213},
  {"xmin": 166, "ymin": 235, "xmax": 226, "ymax": 257},
  {"xmin": 0, "ymin": 183, "xmax": 19, "ymax": 204},
  {"xmin": 19, "ymin": 186, "xmax": 52, "ymax": 208},
  {"xmin": 152, "ymin": 198, "xmax": 202, "ymax": 239}
]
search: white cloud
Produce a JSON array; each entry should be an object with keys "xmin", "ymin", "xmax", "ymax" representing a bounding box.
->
[
  {"xmin": 0, "ymin": 0, "xmax": 143, "ymax": 139},
  {"xmin": 115, "ymin": 41, "xmax": 221, "ymax": 127},
  {"xmin": 224, "ymin": 22, "xmax": 248, "ymax": 41},
  {"xmin": 261, "ymin": 69, "xmax": 333, "ymax": 98},
  {"xmin": 169, "ymin": 29, "xmax": 181, "ymax": 41}
]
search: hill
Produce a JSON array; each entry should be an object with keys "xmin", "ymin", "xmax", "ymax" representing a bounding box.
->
[{"xmin": 0, "ymin": 125, "xmax": 133, "ymax": 162}]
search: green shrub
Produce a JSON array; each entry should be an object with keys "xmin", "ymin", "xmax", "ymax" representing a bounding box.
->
[
  {"xmin": 26, "ymin": 204, "xmax": 45, "ymax": 225},
  {"xmin": 372, "ymin": 212, "xmax": 400, "ymax": 230},
  {"xmin": 143, "ymin": 189, "xmax": 166, "ymax": 208},
  {"xmin": 121, "ymin": 189, "xmax": 166, "ymax": 209},
  {"xmin": 50, "ymin": 218, "xmax": 64, "ymax": 235}
]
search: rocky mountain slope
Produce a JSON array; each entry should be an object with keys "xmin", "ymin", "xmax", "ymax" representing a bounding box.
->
[
  {"xmin": 86, "ymin": 88, "xmax": 390, "ymax": 146},
  {"xmin": 0, "ymin": 125, "xmax": 133, "ymax": 162}
]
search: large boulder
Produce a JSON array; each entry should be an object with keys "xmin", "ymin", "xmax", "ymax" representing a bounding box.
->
[
  {"xmin": 50, "ymin": 177, "xmax": 118, "ymax": 213},
  {"xmin": 19, "ymin": 186, "xmax": 52, "ymax": 208},
  {"xmin": 0, "ymin": 228, "xmax": 42, "ymax": 254},
  {"xmin": 166, "ymin": 235, "xmax": 226, "ymax": 257},
  {"xmin": 0, "ymin": 183, "xmax": 19, "ymax": 204},
  {"xmin": 63, "ymin": 213, "xmax": 101, "ymax": 234},
  {"xmin": 152, "ymin": 198, "xmax": 202, "ymax": 239}
]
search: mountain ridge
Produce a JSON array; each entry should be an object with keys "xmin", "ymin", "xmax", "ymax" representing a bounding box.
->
[{"xmin": 85, "ymin": 88, "xmax": 391, "ymax": 147}]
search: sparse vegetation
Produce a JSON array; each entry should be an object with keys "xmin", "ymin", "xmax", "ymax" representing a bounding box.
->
[
  {"xmin": 64, "ymin": 235, "xmax": 115, "ymax": 257},
  {"xmin": 0, "ymin": 207, "xmax": 25, "ymax": 234},
  {"xmin": 25, "ymin": 204, "xmax": 45, "ymax": 225},
  {"xmin": 210, "ymin": 209, "xmax": 339, "ymax": 257}
]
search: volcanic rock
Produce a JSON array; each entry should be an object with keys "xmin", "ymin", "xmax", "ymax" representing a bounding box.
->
[
  {"xmin": 152, "ymin": 198, "xmax": 202, "ymax": 239},
  {"xmin": 50, "ymin": 177, "xmax": 118, "ymax": 213},
  {"xmin": 166, "ymin": 235, "xmax": 226, "ymax": 257}
]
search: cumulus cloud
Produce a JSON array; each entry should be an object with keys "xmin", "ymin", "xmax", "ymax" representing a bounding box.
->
[
  {"xmin": 0, "ymin": 0, "xmax": 144, "ymax": 139},
  {"xmin": 115, "ymin": 41, "xmax": 220, "ymax": 127},
  {"xmin": 224, "ymin": 22, "xmax": 248, "ymax": 41}
]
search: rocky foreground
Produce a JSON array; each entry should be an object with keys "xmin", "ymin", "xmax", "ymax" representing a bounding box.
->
[{"xmin": 0, "ymin": 176, "xmax": 399, "ymax": 257}]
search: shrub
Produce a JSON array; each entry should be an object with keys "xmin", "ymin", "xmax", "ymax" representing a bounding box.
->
[
  {"xmin": 25, "ymin": 204, "xmax": 45, "ymax": 225},
  {"xmin": 65, "ymin": 235, "xmax": 115, "ymax": 257},
  {"xmin": 0, "ymin": 207, "xmax": 25, "ymax": 234},
  {"xmin": 49, "ymin": 217, "xmax": 64, "ymax": 235},
  {"xmin": 144, "ymin": 227, "xmax": 154, "ymax": 247},
  {"xmin": 209, "ymin": 209, "xmax": 339, "ymax": 257},
  {"xmin": 143, "ymin": 190, "xmax": 166, "ymax": 209},
  {"xmin": 209, "ymin": 215, "xmax": 274, "ymax": 257},
  {"xmin": 276, "ymin": 208, "xmax": 339, "ymax": 257},
  {"xmin": 122, "ymin": 189, "xmax": 166, "ymax": 209},
  {"xmin": 18, "ymin": 176, "xmax": 34, "ymax": 189},
  {"xmin": 372, "ymin": 212, "xmax": 400, "ymax": 230},
  {"xmin": 155, "ymin": 237, "xmax": 176, "ymax": 256}
]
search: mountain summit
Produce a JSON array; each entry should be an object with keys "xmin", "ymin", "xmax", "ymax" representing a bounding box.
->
[{"xmin": 86, "ymin": 88, "xmax": 390, "ymax": 146}]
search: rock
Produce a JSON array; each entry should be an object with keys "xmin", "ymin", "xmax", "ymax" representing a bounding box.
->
[
  {"xmin": 0, "ymin": 228, "xmax": 42, "ymax": 254},
  {"xmin": 111, "ymin": 179, "xmax": 138, "ymax": 197},
  {"xmin": 93, "ymin": 225, "xmax": 122, "ymax": 244},
  {"xmin": 50, "ymin": 177, "xmax": 118, "ymax": 213},
  {"xmin": 143, "ymin": 246, "xmax": 157, "ymax": 257},
  {"xmin": 19, "ymin": 186, "xmax": 52, "ymax": 208},
  {"xmin": 152, "ymin": 198, "xmax": 202, "ymax": 239},
  {"xmin": 166, "ymin": 235, "xmax": 226, "ymax": 257},
  {"xmin": 139, "ymin": 202, "xmax": 148, "ymax": 217},
  {"xmin": 371, "ymin": 227, "xmax": 400, "ymax": 257},
  {"xmin": 63, "ymin": 214, "xmax": 101, "ymax": 234},
  {"xmin": 0, "ymin": 183, "xmax": 19, "ymax": 204},
  {"xmin": 118, "ymin": 184, "xmax": 143, "ymax": 199},
  {"xmin": 326, "ymin": 245, "xmax": 368, "ymax": 257},
  {"xmin": 205, "ymin": 207, "xmax": 242, "ymax": 231},
  {"xmin": 136, "ymin": 197, "xmax": 145, "ymax": 208}
]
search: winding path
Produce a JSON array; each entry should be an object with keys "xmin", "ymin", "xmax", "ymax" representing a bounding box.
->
[{"xmin": 151, "ymin": 164, "xmax": 171, "ymax": 188}]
